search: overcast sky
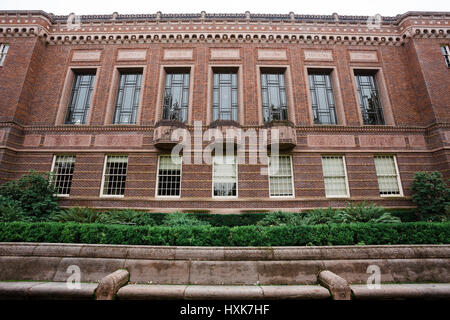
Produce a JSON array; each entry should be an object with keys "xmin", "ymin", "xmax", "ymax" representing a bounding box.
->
[{"xmin": 1, "ymin": 0, "xmax": 449, "ymax": 16}]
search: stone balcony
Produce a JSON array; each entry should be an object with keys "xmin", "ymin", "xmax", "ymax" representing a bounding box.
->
[
  {"xmin": 153, "ymin": 120, "xmax": 187, "ymax": 150},
  {"xmin": 265, "ymin": 120, "xmax": 297, "ymax": 150}
]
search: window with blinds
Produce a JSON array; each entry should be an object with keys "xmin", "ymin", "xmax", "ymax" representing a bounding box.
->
[
  {"xmin": 212, "ymin": 72, "xmax": 238, "ymax": 121},
  {"xmin": 374, "ymin": 155, "xmax": 402, "ymax": 196},
  {"xmin": 321, "ymin": 156, "xmax": 349, "ymax": 197},
  {"xmin": 213, "ymin": 155, "xmax": 237, "ymax": 197},
  {"xmin": 261, "ymin": 72, "xmax": 288, "ymax": 122},
  {"xmin": 0, "ymin": 43, "xmax": 9, "ymax": 66},
  {"xmin": 65, "ymin": 72, "xmax": 96, "ymax": 124},
  {"xmin": 162, "ymin": 72, "xmax": 190, "ymax": 122},
  {"xmin": 101, "ymin": 156, "xmax": 128, "ymax": 196},
  {"xmin": 52, "ymin": 155, "xmax": 76, "ymax": 196},
  {"xmin": 113, "ymin": 72, "xmax": 142, "ymax": 124},
  {"xmin": 269, "ymin": 155, "xmax": 294, "ymax": 197},
  {"xmin": 308, "ymin": 72, "xmax": 337, "ymax": 125},
  {"xmin": 354, "ymin": 73, "xmax": 385, "ymax": 125},
  {"xmin": 157, "ymin": 155, "xmax": 182, "ymax": 197}
]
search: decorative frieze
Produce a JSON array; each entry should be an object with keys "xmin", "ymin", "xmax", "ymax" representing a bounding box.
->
[
  {"xmin": 94, "ymin": 134, "xmax": 143, "ymax": 147},
  {"xmin": 210, "ymin": 48, "xmax": 240, "ymax": 60},
  {"xmin": 359, "ymin": 135, "xmax": 406, "ymax": 148},
  {"xmin": 408, "ymin": 135, "xmax": 427, "ymax": 148},
  {"xmin": 163, "ymin": 49, "xmax": 193, "ymax": 60},
  {"xmin": 71, "ymin": 50, "xmax": 101, "ymax": 62},
  {"xmin": 304, "ymin": 50, "xmax": 333, "ymax": 61},
  {"xmin": 257, "ymin": 49, "xmax": 287, "ymax": 60},
  {"xmin": 43, "ymin": 135, "xmax": 91, "ymax": 147},
  {"xmin": 307, "ymin": 135, "xmax": 355, "ymax": 147},
  {"xmin": 23, "ymin": 134, "xmax": 41, "ymax": 147},
  {"xmin": 117, "ymin": 49, "xmax": 147, "ymax": 61},
  {"xmin": 349, "ymin": 51, "xmax": 378, "ymax": 62}
]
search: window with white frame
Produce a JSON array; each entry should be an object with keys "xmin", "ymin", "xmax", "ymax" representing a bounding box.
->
[
  {"xmin": 101, "ymin": 155, "xmax": 128, "ymax": 196},
  {"xmin": 321, "ymin": 156, "xmax": 349, "ymax": 197},
  {"xmin": 374, "ymin": 155, "xmax": 403, "ymax": 196},
  {"xmin": 157, "ymin": 155, "xmax": 182, "ymax": 197},
  {"xmin": 269, "ymin": 155, "xmax": 294, "ymax": 197},
  {"xmin": 441, "ymin": 45, "xmax": 450, "ymax": 68},
  {"xmin": 51, "ymin": 155, "xmax": 76, "ymax": 196},
  {"xmin": 0, "ymin": 44, "xmax": 9, "ymax": 66},
  {"xmin": 213, "ymin": 155, "xmax": 237, "ymax": 197}
]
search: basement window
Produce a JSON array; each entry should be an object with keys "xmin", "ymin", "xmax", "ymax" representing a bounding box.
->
[
  {"xmin": 269, "ymin": 155, "xmax": 294, "ymax": 197},
  {"xmin": 0, "ymin": 44, "xmax": 9, "ymax": 66},
  {"xmin": 321, "ymin": 156, "xmax": 350, "ymax": 198},
  {"xmin": 51, "ymin": 155, "xmax": 76, "ymax": 196},
  {"xmin": 374, "ymin": 155, "xmax": 403, "ymax": 196},
  {"xmin": 101, "ymin": 155, "xmax": 128, "ymax": 197},
  {"xmin": 213, "ymin": 155, "xmax": 237, "ymax": 197},
  {"xmin": 157, "ymin": 155, "xmax": 182, "ymax": 197}
]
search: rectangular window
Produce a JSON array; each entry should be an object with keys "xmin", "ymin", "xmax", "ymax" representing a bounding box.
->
[
  {"xmin": 113, "ymin": 72, "xmax": 142, "ymax": 124},
  {"xmin": 162, "ymin": 72, "xmax": 190, "ymax": 122},
  {"xmin": 354, "ymin": 73, "xmax": 385, "ymax": 125},
  {"xmin": 308, "ymin": 72, "xmax": 337, "ymax": 124},
  {"xmin": 321, "ymin": 156, "xmax": 349, "ymax": 197},
  {"xmin": 261, "ymin": 72, "xmax": 288, "ymax": 122},
  {"xmin": 157, "ymin": 155, "xmax": 182, "ymax": 197},
  {"xmin": 101, "ymin": 155, "xmax": 128, "ymax": 196},
  {"xmin": 441, "ymin": 45, "xmax": 450, "ymax": 68},
  {"xmin": 213, "ymin": 155, "xmax": 237, "ymax": 197},
  {"xmin": 0, "ymin": 43, "xmax": 9, "ymax": 66},
  {"xmin": 65, "ymin": 72, "xmax": 96, "ymax": 124},
  {"xmin": 51, "ymin": 155, "xmax": 76, "ymax": 196},
  {"xmin": 374, "ymin": 155, "xmax": 402, "ymax": 196},
  {"xmin": 269, "ymin": 155, "xmax": 294, "ymax": 197},
  {"xmin": 212, "ymin": 72, "xmax": 238, "ymax": 121}
]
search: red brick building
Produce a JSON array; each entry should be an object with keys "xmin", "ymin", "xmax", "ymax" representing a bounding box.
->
[{"xmin": 0, "ymin": 10, "xmax": 449, "ymax": 213}]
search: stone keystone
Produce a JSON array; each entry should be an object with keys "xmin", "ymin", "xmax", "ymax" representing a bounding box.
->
[
  {"xmin": 318, "ymin": 270, "xmax": 351, "ymax": 300},
  {"xmin": 95, "ymin": 269, "xmax": 130, "ymax": 300}
]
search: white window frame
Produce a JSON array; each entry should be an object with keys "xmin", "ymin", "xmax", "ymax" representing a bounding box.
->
[
  {"xmin": 268, "ymin": 155, "xmax": 295, "ymax": 198},
  {"xmin": 155, "ymin": 154, "xmax": 183, "ymax": 199},
  {"xmin": 100, "ymin": 155, "xmax": 128, "ymax": 198},
  {"xmin": 0, "ymin": 43, "xmax": 9, "ymax": 67},
  {"xmin": 50, "ymin": 155, "xmax": 76, "ymax": 197},
  {"xmin": 212, "ymin": 154, "xmax": 238, "ymax": 199},
  {"xmin": 374, "ymin": 155, "xmax": 404, "ymax": 197},
  {"xmin": 321, "ymin": 155, "xmax": 350, "ymax": 198}
]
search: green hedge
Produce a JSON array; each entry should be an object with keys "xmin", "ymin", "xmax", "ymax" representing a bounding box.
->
[{"xmin": 0, "ymin": 221, "xmax": 449, "ymax": 246}]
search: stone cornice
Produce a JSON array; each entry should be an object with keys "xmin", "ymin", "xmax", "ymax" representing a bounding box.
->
[{"xmin": 0, "ymin": 10, "xmax": 449, "ymax": 46}]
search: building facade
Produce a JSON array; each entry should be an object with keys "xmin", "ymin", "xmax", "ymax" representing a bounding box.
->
[{"xmin": 0, "ymin": 10, "xmax": 449, "ymax": 213}]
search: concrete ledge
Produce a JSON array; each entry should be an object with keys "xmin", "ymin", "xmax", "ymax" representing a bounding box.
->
[
  {"xmin": 318, "ymin": 270, "xmax": 351, "ymax": 300},
  {"xmin": 351, "ymin": 283, "xmax": 450, "ymax": 300},
  {"xmin": 116, "ymin": 285, "xmax": 330, "ymax": 300},
  {"xmin": 95, "ymin": 269, "xmax": 129, "ymax": 300},
  {"xmin": 0, "ymin": 282, "xmax": 97, "ymax": 300}
]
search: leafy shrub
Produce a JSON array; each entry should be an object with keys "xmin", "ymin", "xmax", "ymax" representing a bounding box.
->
[
  {"xmin": 161, "ymin": 212, "xmax": 211, "ymax": 227},
  {"xmin": 299, "ymin": 207, "xmax": 340, "ymax": 225},
  {"xmin": 335, "ymin": 201, "xmax": 401, "ymax": 224},
  {"xmin": 98, "ymin": 209, "xmax": 156, "ymax": 226},
  {"xmin": 0, "ymin": 221, "xmax": 448, "ymax": 246},
  {"xmin": 0, "ymin": 195, "xmax": 27, "ymax": 222},
  {"xmin": 51, "ymin": 207, "xmax": 102, "ymax": 223},
  {"xmin": 411, "ymin": 171, "xmax": 450, "ymax": 221},
  {"xmin": 256, "ymin": 211, "xmax": 302, "ymax": 226},
  {"xmin": 0, "ymin": 171, "xmax": 59, "ymax": 221}
]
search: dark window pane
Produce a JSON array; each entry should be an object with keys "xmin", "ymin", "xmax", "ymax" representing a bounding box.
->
[
  {"xmin": 308, "ymin": 72, "xmax": 337, "ymax": 125},
  {"xmin": 354, "ymin": 73, "xmax": 385, "ymax": 125},
  {"xmin": 212, "ymin": 72, "xmax": 238, "ymax": 121},
  {"xmin": 261, "ymin": 73, "xmax": 288, "ymax": 122},
  {"xmin": 113, "ymin": 73, "xmax": 142, "ymax": 124},
  {"xmin": 65, "ymin": 73, "xmax": 96, "ymax": 124},
  {"xmin": 162, "ymin": 72, "xmax": 190, "ymax": 122}
]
